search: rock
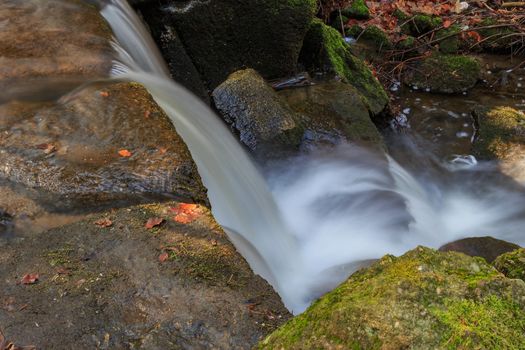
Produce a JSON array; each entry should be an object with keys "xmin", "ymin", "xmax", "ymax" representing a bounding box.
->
[
  {"xmin": 135, "ymin": 0, "xmax": 317, "ymax": 88},
  {"xmin": 0, "ymin": 202, "xmax": 290, "ymax": 349},
  {"xmin": 212, "ymin": 69, "xmax": 303, "ymax": 157},
  {"xmin": 439, "ymin": 236, "xmax": 521, "ymax": 263},
  {"xmin": 278, "ymin": 81, "xmax": 384, "ymax": 150},
  {"xmin": 260, "ymin": 247, "xmax": 525, "ymax": 349},
  {"xmin": 472, "ymin": 106, "xmax": 525, "ymax": 161},
  {"xmin": 436, "ymin": 25, "xmax": 462, "ymax": 54},
  {"xmin": 0, "ymin": 0, "xmax": 113, "ymax": 101},
  {"xmin": 345, "ymin": 25, "xmax": 393, "ymax": 51},
  {"xmin": 476, "ymin": 18, "xmax": 520, "ymax": 52},
  {"xmin": 494, "ymin": 248, "xmax": 525, "ymax": 280},
  {"xmin": 407, "ymin": 14, "xmax": 443, "ymax": 36},
  {"xmin": 0, "ymin": 82, "xmax": 208, "ymax": 208},
  {"xmin": 404, "ymin": 54, "xmax": 481, "ymax": 93},
  {"xmin": 299, "ymin": 19, "xmax": 389, "ymax": 115},
  {"xmin": 341, "ymin": 0, "xmax": 370, "ymax": 20},
  {"xmin": 472, "ymin": 106, "xmax": 525, "ymax": 183}
]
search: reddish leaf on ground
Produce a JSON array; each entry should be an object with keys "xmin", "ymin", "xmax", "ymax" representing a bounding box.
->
[
  {"xmin": 95, "ymin": 218, "xmax": 113, "ymax": 228},
  {"xmin": 100, "ymin": 91, "xmax": 110, "ymax": 97},
  {"xmin": 443, "ymin": 19, "xmax": 452, "ymax": 28},
  {"xmin": 158, "ymin": 252, "xmax": 169, "ymax": 262},
  {"xmin": 169, "ymin": 203, "xmax": 203, "ymax": 224},
  {"xmin": 21, "ymin": 274, "xmax": 39, "ymax": 285},
  {"xmin": 36, "ymin": 143, "xmax": 56, "ymax": 154},
  {"xmin": 158, "ymin": 147, "xmax": 168, "ymax": 154},
  {"xmin": 145, "ymin": 217, "xmax": 165, "ymax": 229},
  {"xmin": 118, "ymin": 149, "xmax": 132, "ymax": 157},
  {"xmin": 144, "ymin": 110, "xmax": 151, "ymax": 118}
]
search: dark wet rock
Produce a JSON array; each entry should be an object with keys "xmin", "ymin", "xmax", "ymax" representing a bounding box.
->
[
  {"xmin": 404, "ymin": 54, "xmax": 481, "ymax": 93},
  {"xmin": 494, "ymin": 248, "xmax": 525, "ymax": 280},
  {"xmin": 260, "ymin": 246, "xmax": 525, "ymax": 349},
  {"xmin": 212, "ymin": 69, "xmax": 303, "ymax": 157},
  {"xmin": 0, "ymin": 202, "xmax": 290, "ymax": 349},
  {"xmin": 135, "ymin": 0, "xmax": 317, "ymax": 89},
  {"xmin": 439, "ymin": 236, "xmax": 521, "ymax": 263},
  {"xmin": 0, "ymin": 0, "xmax": 113, "ymax": 102},
  {"xmin": 346, "ymin": 25, "xmax": 393, "ymax": 52},
  {"xmin": 299, "ymin": 19, "xmax": 389, "ymax": 115},
  {"xmin": 278, "ymin": 81, "xmax": 384, "ymax": 151},
  {"xmin": 0, "ymin": 209, "xmax": 13, "ymax": 235},
  {"xmin": 0, "ymin": 82, "xmax": 208, "ymax": 208}
]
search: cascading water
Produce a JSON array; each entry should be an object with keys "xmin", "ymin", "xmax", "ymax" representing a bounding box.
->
[{"xmin": 97, "ymin": 0, "xmax": 525, "ymax": 313}]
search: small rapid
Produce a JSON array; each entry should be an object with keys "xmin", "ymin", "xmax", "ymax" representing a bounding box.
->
[{"xmin": 99, "ymin": 0, "xmax": 525, "ymax": 313}]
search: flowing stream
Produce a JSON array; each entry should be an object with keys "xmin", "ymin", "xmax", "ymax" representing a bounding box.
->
[{"xmin": 97, "ymin": 0, "xmax": 525, "ymax": 313}]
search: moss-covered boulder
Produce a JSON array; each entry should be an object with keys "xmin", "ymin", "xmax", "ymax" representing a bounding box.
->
[
  {"xmin": 404, "ymin": 54, "xmax": 481, "ymax": 93},
  {"xmin": 439, "ymin": 237, "xmax": 521, "ymax": 263},
  {"xmin": 341, "ymin": 0, "xmax": 370, "ymax": 19},
  {"xmin": 473, "ymin": 106, "xmax": 525, "ymax": 160},
  {"xmin": 494, "ymin": 249, "xmax": 525, "ymax": 280},
  {"xmin": 476, "ymin": 19, "xmax": 520, "ymax": 52},
  {"xmin": 346, "ymin": 25, "xmax": 393, "ymax": 51},
  {"xmin": 410, "ymin": 14, "xmax": 443, "ymax": 36},
  {"xmin": 278, "ymin": 81, "xmax": 385, "ymax": 150},
  {"xmin": 300, "ymin": 20, "xmax": 389, "ymax": 115},
  {"xmin": 260, "ymin": 247, "xmax": 525, "ymax": 349},
  {"xmin": 135, "ymin": 0, "xmax": 317, "ymax": 88}
]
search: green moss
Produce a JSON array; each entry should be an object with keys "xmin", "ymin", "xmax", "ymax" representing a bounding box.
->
[
  {"xmin": 259, "ymin": 247, "xmax": 525, "ymax": 349},
  {"xmin": 330, "ymin": 15, "xmax": 348, "ymax": 32},
  {"xmin": 432, "ymin": 295, "xmax": 525, "ymax": 349},
  {"xmin": 411, "ymin": 14, "xmax": 443, "ymax": 35},
  {"xmin": 494, "ymin": 249, "xmax": 525, "ymax": 280},
  {"xmin": 44, "ymin": 246, "xmax": 75, "ymax": 268},
  {"xmin": 357, "ymin": 25, "xmax": 392, "ymax": 50},
  {"xmin": 437, "ymin": 24, "xmax": 462, "ymax": 54},
  {"xmin": 404, "ymin": 54, "xmax": 480, "ymax": 93},
  {"xmin": 473, "ymin": 106, "xmax": 525, "ymax": 160},
  {"xmin": 342, "ymin": 0, "xmax": 370, "ymax": 19},
  {"xmin": 477, "ymin": 19, "xmax": 518, "ymax": 52},
  {"xmin": 300, "ymin": 19, "xmax": 389, "ymax": 114},
  {"xmin": 397, "ymin": 36, "xmax": 416, "ymax": 50}
]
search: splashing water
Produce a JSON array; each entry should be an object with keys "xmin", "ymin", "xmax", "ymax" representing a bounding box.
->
[{"xmin": 99, "ymin": 0, "xmax": 525, "ymax": 313}]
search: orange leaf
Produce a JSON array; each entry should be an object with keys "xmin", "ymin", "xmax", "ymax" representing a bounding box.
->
[
  {"xmin": 169, "ymin": 203, "xmax": 202, "ymax": 224},
  {"xmin": 118, "ymin": 149, "xmax": 132, "ymax": 157},
  {"xmin": 21, "ymin": 274, "xmax": 39, "ymax": 285},
  {"xmin": 158, "ymin": 252, "xmax": 169, "ymax": 262},
  {"xmin": 100, "ymin": 91, "xmax": 110, "ymax": 97},
  {"xmin": 145, "ymin": 217, "xmax": 165, "ymax": 229},
  {"xmin": 443, "ymin": 19, "xmax": 452, "ymax": 28},
  {"xmin": 95, "ymin": 218, "xmax": 113, "ymax": 228}
]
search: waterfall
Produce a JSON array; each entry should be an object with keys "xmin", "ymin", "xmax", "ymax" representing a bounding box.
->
[{"xmin": 98, "ymin": 0, "xmax": 525, "ymax": 313}]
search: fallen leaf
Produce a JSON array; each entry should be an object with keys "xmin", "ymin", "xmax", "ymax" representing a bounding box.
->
[
  {"xmin": 118, "ymin": 149, "xmax": 132, "ymax": 157},
  {"xmin": 158, "ymin": 147, "xmax": 168, "ymax": 154},
  {"xmin": 158, "ymin": 252, "xmax": 169, "ymax": 262},
  {"xmin": 443, "ymin": 19, "xmax": 452, "ymax": 28},
  {"xmin": 144, "ymin": 110, "xmax": 151, "ymax": 118},
  {"xmin": 36, "ymin": 143, "xmax": 56, "ymax": 154},
  {"xmin": 95, "ymin": 218, "xmax": 113, "ymax": 228},
  {"xmin": 21, "ymin": 274, "xmax": 39, "ymax": 285},
  {"xmin": 145, "ymin": 217, "xmax": 165, "ymax": 229},
  {"xmin": 170, "ymin": 203, "xmax": 203, "ymax": 224},
  {"xmin": 100, "ymin": 91, "xmax": 110, "ymax": 97}
]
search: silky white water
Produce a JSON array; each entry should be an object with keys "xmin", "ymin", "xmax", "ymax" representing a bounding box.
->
[{"xmin": 99, "ymin": 0, "xmax": 525, "ymax": 313}]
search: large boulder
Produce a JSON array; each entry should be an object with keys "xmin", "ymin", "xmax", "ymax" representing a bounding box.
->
[
  {"xmin": 212, "ymin": 69, "xmax": 303, "ymax": 159},
  {"xmin": 494, "ymin": 248, "xmax": 525, "ymax": 280},
  {"xmin": 260, "ymin": 247, "xmax": 525, "ymax": 349},
  {"xmin": 299, "ymin": 19, "xmax": 389, "ymax": 115},
  {"xmin": 135, "ymin": 0, "xmax": 317, "ymax": 88},
  {"xmin": 0, "ymin": 202, "xmax": 290, "ymax": 349},
  {"xmin": 278, "ymin": 81, "xmax": 385, "ymax": 150},
  {"xmin": 403, "ymin": 54, "xmax": 481, "ymax": 94},
  {"xmin": 0, "ymin": 82, "xmax": 208, "ymax": 208}
]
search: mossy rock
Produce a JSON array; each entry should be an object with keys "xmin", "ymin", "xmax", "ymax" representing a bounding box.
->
[
  {"xmin": 300, "ymin": 19, "xmax": 389, "ymax": 115},
  {"xmin": 259, "ymin": 246, "xmax": 525, "ymax": 349},
  {"xmin": 437, "ymin": 24, "xmax": 462, "ymax": 54},
  {"xmin": 346, "ymin": 25, "xmax": 393, "ymax": 51},
  {"xmin": 341, "ymin": 0, "xmax": 370, "ymax": 19},
  {"xmin": 330, "ymin": 15, "xmax": 348, "ymax": 32},
  {"xmin": 473, "ymin": 106, "xmax": 525, "ymax": 160},
  {"xmin": 403, "ymin": 54, "xmax": 481, "ymax": 93},
  {"xmin": 476, "ymin": 18, "xmax": 519, "ymax": 52},
  {"xmin": 397, "ymin": 35, "xmax": 416, "ymax": 50},
  {"xmin": 410, "ymin": 14, "xmax": 443, "ymax": 35},
  {"xmin": 494, "ymin": 249, "xmax": 525, "ymax": 280}
]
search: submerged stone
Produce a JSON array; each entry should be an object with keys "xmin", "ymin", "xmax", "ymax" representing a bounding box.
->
[
  {"xmin": 0, "ymin": 83, "xmax": 208, "ymax": 208},
  {"xmin": 300, "ymin": 19, "xmax": 389, "ymax": 115},
  {"xmin": 403, "ymin": 54, "xmax": 481, "ymax": 93},
  {"xmin": 260, "ymin": 247, "xmax": 525, "ymax": 349},
  {"xmin": 135, "ymin": 0, "xmax": 317, "ymax": 88}
]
